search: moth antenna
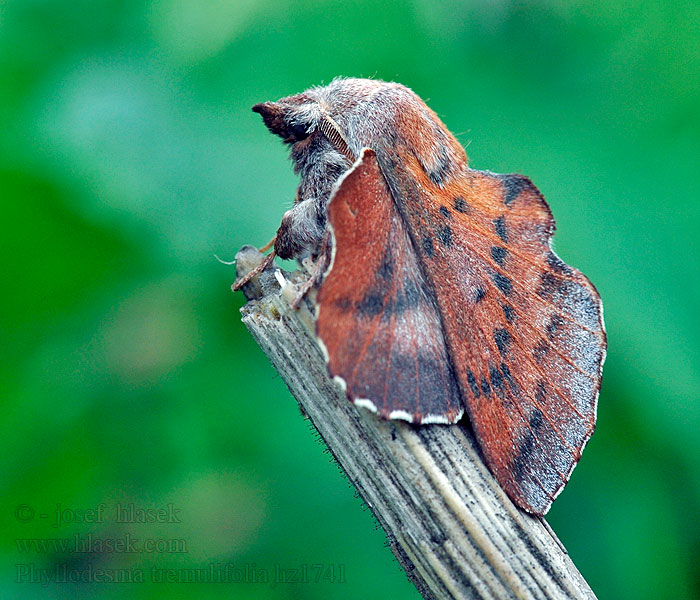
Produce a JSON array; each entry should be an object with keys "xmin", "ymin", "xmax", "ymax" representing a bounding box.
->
[
  {"xmin": 214, "ymin": 254, "xmax": 236, "ymax": 265},
  {"xmin": 319, "ymin": 114, "xmax": 354, "ymax": 162}
]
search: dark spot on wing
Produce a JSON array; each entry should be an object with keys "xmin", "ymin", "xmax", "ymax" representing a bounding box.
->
[
  {"xmin": 520, "ymin": 431, "xmax": 535, "ymax": 457},
  {"xmin": 480, "ymin": 376, "xmax": 491, "ymax": 397},
  {"xmin": 537, "ymin": 272, "xmax": 562, "ymax": 299},
  {"xmin": 535, "ymin": 380, "xmax": 547, "ymax": 404},
  {"xmin": 502, "ymin": 304, "xmax": 516, "ymax": 322},
  {"xmin": 428, "ymin": 170, "xmax": 444, "ymax": 185},
  {"xmin": 426, "ymin": 146, "xmax": 452, "ymax": 186},
  {"xmin": 493, "ymin": 216, "xmax": 508, "ymax": 242},
  {"xmin": 333, "ymin": 297, "xmax": 352, "ymax": 311},
  {"xmin": 491, "ymin": 246, "xmax": 507, "ymax": 266},
  {"xmin": 490, "ymin": 365, "xmax": 504, "ymax": 397},
  {"xmin": 501, "ymin": 174, "xmax": 528, "ymax": 206},
  {"xmin": 361, "ymin": 266, "xmax": 417, "ymax": 320},
  {"xmin": 475, "ymin": 287, "xmax": 486, "ymax": 303},
  {"xmin": 492, "ymin": 272, "xmax": 513, "ymax": 295},
  {"xmin": 382, "ymin": 297, "xmax": 394, "ymax": 320},
  {"xmin": 356, "ymin": 293, "xmax": 383, "ymax": 317},
  {"xmin": 439, "ymin": 206, "xmax": 451, "ymax": 218},
  {"xmin": 403, "ymin": 280, "xmax": 420, "ymax": 308},
  {"xmin": 513, "ymin": 431, "xmax": 535, "ymax": 480},
  {"xmin": 466, "ymin": 369, "xmax": 480, "ymax": 398},
  {"xmin": 501, "ymin": 363, "xmax": 516, "ymax": 392},
  {"xmin": 533, "ymin": 340, "xmax": 549, "ymax": 363},
  {"xmin": 377, "ymin": 246, "xmax": 394, "ymax": 280},
  {"xmin": 437, "ymin": 225, "xmax": 453, "ymax": 247},
  {"xmin": 546, "ymin": 314, "xmax": 564, "ymax": 339},
  {"xmin": 494, "ymin": 328, "xmax": 512, "ymax": 356},
  {"xmin": 546, "ymin": 251, "xmax": 573, "ymax": 275},
  {"xmin": 422, "ymin": 235, "xmax": 434, "ymax": 258},
  {"xmin": 529, "ymin": 408, "xmax": 544, "ymax": 431},
  {"xmin": 393, "ymin": 279, "xmax": 421, "ymax": 316},
  {"xmin": 562, "ymin": 282, "xmax": 602, "ymax": 329},
  {"xmin": 393, "ymin": 290, "xmax": 406, "ymax": 314},
  {"xmin": 454, "ymin": 197, "xmax": 468, "ymax": 213}
]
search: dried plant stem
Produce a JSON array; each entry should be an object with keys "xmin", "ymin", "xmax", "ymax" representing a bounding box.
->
[{"xmin": 236, "ymin": 247, "xmax": 596, "ymax": 600}]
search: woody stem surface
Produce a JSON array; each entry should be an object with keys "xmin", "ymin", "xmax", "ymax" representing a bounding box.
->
[{"xmin": 235, "ymin": 247, "xmax": 596, "ymax": 600}]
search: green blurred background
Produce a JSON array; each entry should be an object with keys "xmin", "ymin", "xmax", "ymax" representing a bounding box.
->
[{"xmin": 2, "ymin": 1, "xmax": 699, "ymax": 598}]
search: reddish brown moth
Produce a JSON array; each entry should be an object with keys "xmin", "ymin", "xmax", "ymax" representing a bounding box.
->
[{"xmin": 243, "ymin": 78, "xmax": 606, "ymax": 515}]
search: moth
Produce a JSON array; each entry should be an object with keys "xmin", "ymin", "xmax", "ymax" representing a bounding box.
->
[{"xmin": 241, "ymin": 78, "xmax": 606, "ymax": 515}]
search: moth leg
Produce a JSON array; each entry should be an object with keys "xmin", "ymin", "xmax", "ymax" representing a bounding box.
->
[
  {"xmin": 258, "ymin": 235, "xmax": 276, "ymax": 253},
  {"xmin": 274, "ymin": 198, "xmax": 324, "ymax": 260},
  {"xmin": 232, "ymin": 250, "xmax": 276, "ymax": 291},
  {"xmin": 290, "ymin": 230, "xmax": 332, "ymax": 310}
]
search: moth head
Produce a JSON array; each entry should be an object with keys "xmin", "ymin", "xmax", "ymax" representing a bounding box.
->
[
  {"xmin": 253, "ymin": 84, "xmax": 362, "ymax": 163},
  {"xmin": 253, "ymin": 78, "xmax": 466, "ymax": 190},
  {"xmin": 251, "ymin": 94, "xmax": 321, "ymax": 145}
]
